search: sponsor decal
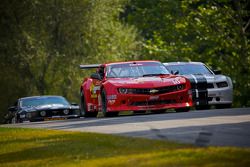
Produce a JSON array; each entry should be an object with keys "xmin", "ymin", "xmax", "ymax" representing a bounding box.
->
[
  {"xmin": 149, "ymin": 96, "xmax": 159, "ymax": 100},
  {"xmin": 135, "ymin": 77, "xmax": 160, "ymax": 82},
  {"xmin": 172, "ymin": 79, "xmax": 181, "ymax": 84},
  {"xmin": 90, "ymin": 83, "xmax": 100, "ymax": 98},
  {"xmin": 129, "ymin": 63, "xmax": 143, "ymax": 66},
  {"xmin": 108, "ymin": 100, "xmax": 116, "ymax": 105}
]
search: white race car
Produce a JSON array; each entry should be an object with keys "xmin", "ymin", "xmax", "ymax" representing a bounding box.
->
[{"xmin": 164, "ymin": 62, "xmax": 233, "ymax": 109}]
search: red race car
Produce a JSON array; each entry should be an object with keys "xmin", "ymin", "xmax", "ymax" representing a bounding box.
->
[{"xmin": 79, "ymin": 61, "xmax": 192, "ymax": 117}]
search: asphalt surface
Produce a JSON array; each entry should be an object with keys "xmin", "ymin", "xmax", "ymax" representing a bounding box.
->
[{"xmin": 2, "ymin": 108, "xmax": 250, "ymax": 147}]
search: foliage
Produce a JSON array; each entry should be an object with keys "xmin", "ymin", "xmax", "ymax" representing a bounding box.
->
[
  {"xmin": 124, "ymin": 0, "xmax": 250, "ymax": 106},
  {"xmin": 0, "ymin": 127, "xmax": 250, "ymax": 166},
  {"xmin": 0, "ymin": 0, "xmax": 140, "ymax": 122},
  {"xmin": 0, "ymin": 0, "xmax": 249, "ymax": 122}
]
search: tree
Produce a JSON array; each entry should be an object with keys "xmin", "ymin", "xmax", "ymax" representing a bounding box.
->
[
  {"xmin": 124, "ymin": 0, "xmax": 250, "ymax": 106},
  {"xmin": 0, "ymin": 0, "xmax": 141, "ymax": 122}
]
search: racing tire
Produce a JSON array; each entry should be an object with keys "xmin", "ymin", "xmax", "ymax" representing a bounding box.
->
[
  {"xmin": 133, "ymin": 110, "xmax": 146, "ymax": 114},
  {"xmin": 215, "ymin": 104, "xmax": 232, "ymax": 109},
  {"xmin": 101, "ymin": 89, "xmax": 118, "ymax": 117},
  {"xmin": 11, "ymin": 116, "xmax": 17, "ymax": 124},
  {"xmin": 175, "ymin": 107, "xmax": 190, "ymax": 113},
  {"xmin": 195, "ymin": 105, "xmax": 210, "ymax": 110},
  {"xmin": 151, "ymin": 109, "xmax": 166, "ymax": 114},
  {"xmin": 80, "ymin": 91, "xmax": 98, "ymax": 117}
]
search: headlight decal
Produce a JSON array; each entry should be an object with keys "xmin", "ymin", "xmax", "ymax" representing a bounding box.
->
[{"xmin": 216, "ymin": 81, "xmax": 228, "ymax": 88}]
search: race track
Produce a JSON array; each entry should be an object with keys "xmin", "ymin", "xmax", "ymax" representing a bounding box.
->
[{"xmin": 2, "ymin": 108, "xmax": 250, "ymax": 147}]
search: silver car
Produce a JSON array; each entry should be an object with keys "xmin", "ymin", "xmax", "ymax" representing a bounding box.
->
[{"xmin": 164, "ymin": 62, "xmax": 233, "ymax": 109}]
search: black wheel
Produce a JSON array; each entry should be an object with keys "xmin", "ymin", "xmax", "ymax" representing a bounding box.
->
[
  {"xmin": 175, "ymin": 107, "xmax": 190, "ymax": 112},
  {"xmin": 11, "ymin": 114, "xmax": 22, "ymax": 123},
  {"xmin": 101, "ymin": 89, "xmax": 118, "ymax": 117},
  {"xmin": 195, "ymin": 105, "xmax": 210, "ymax": 110},
  {"xmin": 151, "ymin": 109, "xmax": 165, "ymax": 114},
  {"xmin": 80, "ymin": 91, "xmax": 98, "ymax": 117},
  {"xmin": 133, "ymin": 110, "xmax": 146, "ymax": 114},
  {"xmin": 215, "ymin": 104, "xmax": 232, "ymax": 109},
  {"xmin": 11, "ymin": 115, "xmax": 17, "ymax": 124}
]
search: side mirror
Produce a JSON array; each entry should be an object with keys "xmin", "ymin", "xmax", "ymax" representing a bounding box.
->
[
  {"xmin": 213, "ymin": 69, "xmax": 221, "ymax": 75},
  {"xmin": 91, "ymin": 73, "xmax": 102, "ymax": 80},
  {"xmin": 8, "ymin": 106, "xmax": 17, "ymax": 112}
]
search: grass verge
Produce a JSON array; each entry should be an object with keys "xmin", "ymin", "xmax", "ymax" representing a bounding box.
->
[{"xmin": 0, "ymin": 127, "xmax": 250, "ymax": 167}]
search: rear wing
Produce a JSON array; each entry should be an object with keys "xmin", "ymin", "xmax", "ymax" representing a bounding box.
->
[{"xmin": 79, "ymin": 64, "xmax": 101, "ymax": 69}]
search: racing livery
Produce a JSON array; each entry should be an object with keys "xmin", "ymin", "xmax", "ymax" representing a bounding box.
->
[
  {"xmin": 80, "ymin": 61, "xmax": 193, "ymax": 117},
  {"xmin": 164, "ymin": 62, "xmax": 233, "ymax": 109}
]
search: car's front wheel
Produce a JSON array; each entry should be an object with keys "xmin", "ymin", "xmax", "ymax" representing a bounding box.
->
[
  {"xmin": 80, "ymin": 91, "xmax": 98, "ymax": 117},
  {"xmin": 215, "ymin": 104, "xmax": 232, "ymax": 109},
  {"xmin": 101, "ymin": 90, "xmax": 118, "ymax": 117},
  {"xmin": 195, "ymin": 105, "xmax": 210, "ymax": 110},
  {"xmin": 175, "ymin": 107, "xmax": 190, "ymax": 113}
]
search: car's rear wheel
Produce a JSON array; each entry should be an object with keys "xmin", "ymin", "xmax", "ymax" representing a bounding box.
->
[
  {"xmin": 80, "ymin": 91, "xmax": 98, "ymax": 117},
  {"xmin": 215, "ymin": 104, "xmax": 232, "ymax": 109},
  {"xmin": 101, "ymin": 89, "xmax": 118, "ymax": 117},
  {"xmin": 175, "ymin": 107, "xmax": 190, "ymax": 112}
]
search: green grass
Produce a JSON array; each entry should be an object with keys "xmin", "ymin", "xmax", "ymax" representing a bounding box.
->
[{"xmin": 0, "ymin": 127, "xmax": 249, "ymax": 167}]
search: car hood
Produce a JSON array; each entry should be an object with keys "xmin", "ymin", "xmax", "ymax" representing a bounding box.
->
[
  {"xmin": 183, "ymin": 74, "xmax": 228, "ymax": 83},
  {"xmin": 107, "ymin": 75, "xmax": 187, "ymax": 88},
  {"xmin": 21, "ymin": 104, "xmax": 70, "ymax": 112}
]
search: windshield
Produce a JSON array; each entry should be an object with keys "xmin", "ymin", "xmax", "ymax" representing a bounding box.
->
[
  {"xmin": 165, "ymin": 64, "xmax": 213, "ymax": 75},
  {"xmin": 106, "ymin": 62, "xmax": 170, "ymax": 78},
  {"xmin": 20, "ymin": 96, "xmax": 69, "ymax": 108}
]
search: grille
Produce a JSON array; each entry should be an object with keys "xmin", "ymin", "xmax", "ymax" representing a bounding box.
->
[
  {"xmin": 39, "ymin": 109, "xmax": 71, "ymax": 117},
  {"xmin": 191, "ymin": 83, "xmax": 214, "ymax": 89},
  {"xmin": 196, "ymin": 82, "xmax": 207, "ymax": 89},
  {"xmin": 130, "ymin": 84, "xmax": 185, "ymax": 95},
  {"xmin": 130, "ymin": 99, "xmax": 176, "ymax": 106},
  {"xmin": 207, "ymin": 83, "xmax": 214, "ymax": 88},
  {"xmin": 208, "ymin": 97, "xmax": 213, "ymax": 101}
]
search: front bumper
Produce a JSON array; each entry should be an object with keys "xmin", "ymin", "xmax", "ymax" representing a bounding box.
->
[
  {"xmin": 20, "ymin": 114, "xmax": 80, "ymax": 122},
  {"xmin": 106, "ymin": 90, "xmax": 192, "ymax": 112},
  {"xmin": 207, "ymin": 87, "xmax": 233, "ymax": 105}
]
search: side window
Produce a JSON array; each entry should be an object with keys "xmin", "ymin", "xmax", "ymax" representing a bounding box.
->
[{"xmin": 98, "ymin": 67, "xmax": 105, "ymax": 79}]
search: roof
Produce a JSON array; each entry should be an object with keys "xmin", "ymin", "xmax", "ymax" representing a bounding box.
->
[
  {"xmin": 163, "ymin": 62, "xmax": 205, "ymax": 66},
  {"xmin": 79, "ymin": 60, "xmax": 161, "ymax": 69},
  {"xmin": 106, "ymin": 60, "xmax": 161, "ymax": 66},
  {"xmin": 20, "ymin": 95, "xmax": 64, "ymax": 100}
]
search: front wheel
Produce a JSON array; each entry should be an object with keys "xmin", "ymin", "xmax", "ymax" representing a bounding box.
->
[
  {"xmin": 215, "ymin": 104, "xmax": 232, "ymax": 109},
  {"xmin": 80, "ymin": 91, "xmax": 98, "ymax": 117},
  {"xmin": 101, "ymin": 90, "xmax": 118, "ymax": 117},
  {"xmin": 195, "ymin": 105, "xmax": 210, "ymax": 110},
  {"xmin": 175, "ymin": 107, "xmax": 190, "ymax": 113}
]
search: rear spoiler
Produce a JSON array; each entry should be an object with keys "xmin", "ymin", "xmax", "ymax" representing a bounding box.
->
[{"xmin": 79, "ymin": 64, "xmax": 101, "ymax": 69}]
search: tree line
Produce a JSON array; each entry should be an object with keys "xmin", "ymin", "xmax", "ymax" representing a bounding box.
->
[{"xmin": 0, "ymin": 0, "xmax": 249, "ymax": 122}]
